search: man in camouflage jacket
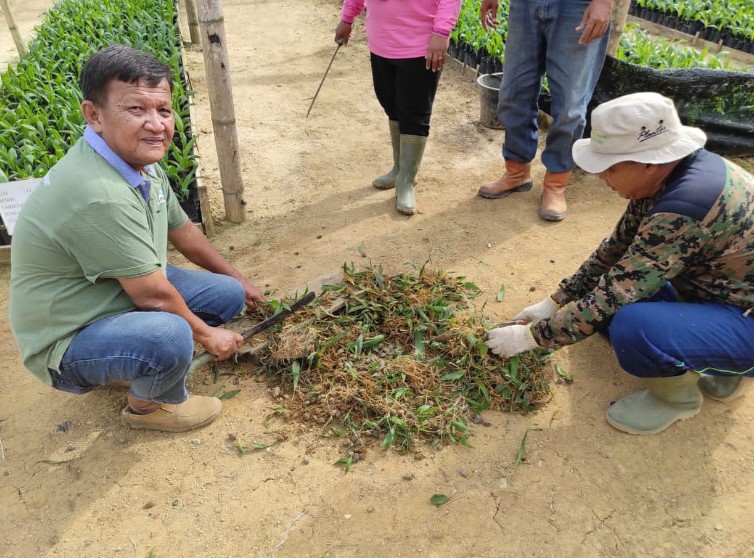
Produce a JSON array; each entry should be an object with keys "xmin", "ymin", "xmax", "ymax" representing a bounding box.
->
[{"xmin": 485, "ymin": 92, "xmax": 754, "ymax": 435}]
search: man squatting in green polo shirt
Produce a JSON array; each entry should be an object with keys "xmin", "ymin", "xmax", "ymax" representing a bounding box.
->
[{"xmin": 9, "ymin": 45, "xmax": 266, "ymax": 433}]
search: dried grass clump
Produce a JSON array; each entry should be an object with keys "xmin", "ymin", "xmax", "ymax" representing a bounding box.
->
[{"xmin": 255, "ymin": 263, "xmax": 552, "ymax": 451}]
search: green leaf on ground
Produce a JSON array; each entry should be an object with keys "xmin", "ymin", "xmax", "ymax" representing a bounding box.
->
[
  {"xmin": 514, "ymin": 429, "xmax": 529, "ymax": 466},
  {"xmin": 430, "ymin": 494, "xmax": 450, "ymax": 507},
  {"xmin": 555, "ymin": 364, "xmax": 574, "ymax": 384},
  {"xmin": 496, "ymin": 284, "xmax": 506, "ymax": 302}
]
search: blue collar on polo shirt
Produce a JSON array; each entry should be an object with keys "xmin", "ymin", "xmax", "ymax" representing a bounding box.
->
[{"xmin": 83, "ymin": 125, "xmax": 153, "ymax": 203}]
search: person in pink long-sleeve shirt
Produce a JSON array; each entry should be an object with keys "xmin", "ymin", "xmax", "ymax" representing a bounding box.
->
[{"xmin": 334, "ymin": 0, "xmax": 462, "ymax": 216}]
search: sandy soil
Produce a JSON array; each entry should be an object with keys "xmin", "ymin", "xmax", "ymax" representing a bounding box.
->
[
  {"xmin": 0, "ymin": 0, "xmax": 45, "ymax": 72},
  {"xmin": 2, "ymin": 1, "xmax": 754, "ymax": 557}
]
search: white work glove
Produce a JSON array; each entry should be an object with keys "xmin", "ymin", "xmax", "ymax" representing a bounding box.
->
[
  {"xmin": 485, "ymin": 324, "xmax": 539, "ymax": 358},
  {"xmin": 513, "ymin": 296, "xmax": 559, "ymax": 323}
]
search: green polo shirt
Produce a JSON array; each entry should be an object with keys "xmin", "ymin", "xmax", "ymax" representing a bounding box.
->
[{"xmin": 9, "ymin": 137, "xmax": 188, "ymax": 383}]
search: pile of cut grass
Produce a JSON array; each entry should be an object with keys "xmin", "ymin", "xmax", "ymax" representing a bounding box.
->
[{"xmin": 250, "ymin": 263, "xmax": 552, "ymax": 453}]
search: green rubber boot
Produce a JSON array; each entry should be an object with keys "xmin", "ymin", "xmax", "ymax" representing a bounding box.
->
[
  {"xmin": 699, "ymin": 375, "xmax": 754, "ymax": 402},
  {"xmin": 373, "ymin": 120, "xmax": 401, "ymax": 190},
  {"xmin": 395, "ymin": 134, "xmax": 427, "ymax": 215},
  {"xmin": 606, "ymin": 371, "xmax": 702, "ymax": 435}
]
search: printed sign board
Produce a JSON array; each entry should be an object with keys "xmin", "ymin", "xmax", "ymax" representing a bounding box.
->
[{"xmin": 0, "ymin": 178, "xmax": 42, "ymax": 236}]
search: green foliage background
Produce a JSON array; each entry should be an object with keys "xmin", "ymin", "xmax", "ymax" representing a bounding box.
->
[
  {"xmin": 0, "ymin": 0, "xmax": 197, "ymax": 199},
  {"xmin": 452, "ymin": 0, "xmax": 745, "ymax": 72},
  {"xmin": 634, "ymin": 0, "xmax": 754, "ymax": 41}
]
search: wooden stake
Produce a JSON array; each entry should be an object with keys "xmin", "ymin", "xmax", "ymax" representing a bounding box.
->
[
  {"xmin": 182, "ymin": 0, "xmax": 201, "ymax": 45},
  {"xmin": 178, "ymin": 37, "xmax": 215, "ymax": 236},
  {"xmin": 607, "ymin": 0, "xmax": 631, "ymax": 57},
  {"xmin": 196, "ymin": 0, "xmax": 246, "ymax": 223},
  {"xmin": 196, "ymin": 180, "xmax": 215, "ymax": 237},
  {"xmin": 1, "ymin": 0, "xmax": 28, "ymax": 57}
]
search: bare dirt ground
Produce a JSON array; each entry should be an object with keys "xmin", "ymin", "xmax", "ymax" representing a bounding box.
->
[{"xmin": 3, "ymin": 1, "xmax": 754, "ymax": 557}]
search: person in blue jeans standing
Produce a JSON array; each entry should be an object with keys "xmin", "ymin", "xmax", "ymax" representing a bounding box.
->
[
  {"xmin": 477, "ymin": 0, "xmax": 612, "ymax": 222},
  {"xmin": 9, "ymin": 46, "xmax": 266, "ymax": 433}
]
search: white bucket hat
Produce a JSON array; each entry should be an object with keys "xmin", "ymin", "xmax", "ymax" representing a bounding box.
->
[{"xmin": 572, "ymin": 92, "xmax": 707, "ymax": 174}]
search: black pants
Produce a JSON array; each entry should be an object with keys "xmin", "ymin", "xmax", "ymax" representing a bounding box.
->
[{"xmin": 370, "ymin": 53, "xmax": 442, "ymax": 137}]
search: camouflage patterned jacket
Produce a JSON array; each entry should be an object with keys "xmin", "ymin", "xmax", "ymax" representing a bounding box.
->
[{"xmin": 532, "ymin": 149, "xmax": 754, "ymax": 347}]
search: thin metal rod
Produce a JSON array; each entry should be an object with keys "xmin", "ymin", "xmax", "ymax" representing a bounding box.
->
[{"xmin": 306, "ymin": 42, "xmax": 342, "ymax": 118}]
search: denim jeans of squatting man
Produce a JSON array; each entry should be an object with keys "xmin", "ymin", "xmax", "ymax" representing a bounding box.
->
[
  {"xmin": 498, "ymin": 0, "xmax": 609, "ymax": 172},
  {"xmin": 51, "ymin": 265, "xmax": 245, "ymax": 403}
]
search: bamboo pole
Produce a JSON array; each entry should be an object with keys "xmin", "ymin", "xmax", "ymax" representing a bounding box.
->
[
  {"xmin": 196, "ymin": 0, "xmax": 246, "ymax": 223},
  {"xmin": 1, "ymin": 0, "xmax": 28, "ymax": 57},
  {"xmin": 177, "ymin": 39, "xmax": 215, "ymax": 237},
  {"xmin": 607, "ymin": 0, "xmax": 632, "ymax": 56},
  {"xmin": 183, "ymin": 0, "xmax": 201, "ymax": 45}
]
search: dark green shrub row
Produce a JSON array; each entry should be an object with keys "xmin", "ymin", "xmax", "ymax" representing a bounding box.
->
[
  {"xmin": 451, "ymin": 0, "xmax": 739, "ymax": 74},
  {"xmin": 0, "ymin": 0, "xmax": 196, "ymax": 199},
  {"xmin": 451, "ymin": 0, "xmax": 507, "ymax": 65},
  {"xmin": 632, "ymin": 0, "xmax": 754, "ymax": 49},
  {"xmin": 617, "ymin": 24, "xmax": 735, "ymax": 70}
]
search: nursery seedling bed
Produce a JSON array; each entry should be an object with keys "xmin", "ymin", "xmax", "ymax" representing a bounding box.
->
[{"xmin": 627, "ymin": 15, "xmax": 754, "ymax": 68}]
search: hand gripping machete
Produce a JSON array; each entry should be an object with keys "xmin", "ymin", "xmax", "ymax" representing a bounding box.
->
[{"xmin": 188, "ymin": 290, "xmax": 316, "ymax": 375}]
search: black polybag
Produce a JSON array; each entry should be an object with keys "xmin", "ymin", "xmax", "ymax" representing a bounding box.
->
[{"xmin": 590, "ymin": 56, "xmax": 754, "ymax": 157}]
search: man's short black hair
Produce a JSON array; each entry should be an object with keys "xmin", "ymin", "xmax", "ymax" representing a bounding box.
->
[{"xmin": 79, "ymin": 45, "xmax": 174, "ymax": 106}]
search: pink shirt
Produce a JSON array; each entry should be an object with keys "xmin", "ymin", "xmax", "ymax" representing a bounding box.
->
[{"xmin": 341, "ymin": 0, "xmax": 462, "ymax": 59}]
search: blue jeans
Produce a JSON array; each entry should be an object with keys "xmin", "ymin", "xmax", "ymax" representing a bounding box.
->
[
  {"xmin": 50, "ymin": 265, "xmax": 245, "ymax": 403},
  {"xmin": 498, "ymin": 0, "xmax": 609, "ymax": 172},
  {"xmin": 608, "ymin": 285, "xmax": 754, "ymax": 379}
]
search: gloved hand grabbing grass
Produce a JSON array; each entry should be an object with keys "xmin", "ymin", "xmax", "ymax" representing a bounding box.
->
[
  {"xmin": 513, "ymin": 296, "xmax": 559, "ymax": 323},
  {"xmin": 485, "ymin": 324, "xmax": 540, "ymax": 358}
]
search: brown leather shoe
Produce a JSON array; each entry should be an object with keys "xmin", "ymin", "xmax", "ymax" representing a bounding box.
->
[
  {"xmin": 121, "ymin": 395, "xmax": 222, "ymax": 432},
  {"xmin": 478, "ymin": 160, "xmax": 533, "ymax": 199},
  {"xmin": 539, "ymin": 170, "xmax": 571, "ymax": 221}
]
